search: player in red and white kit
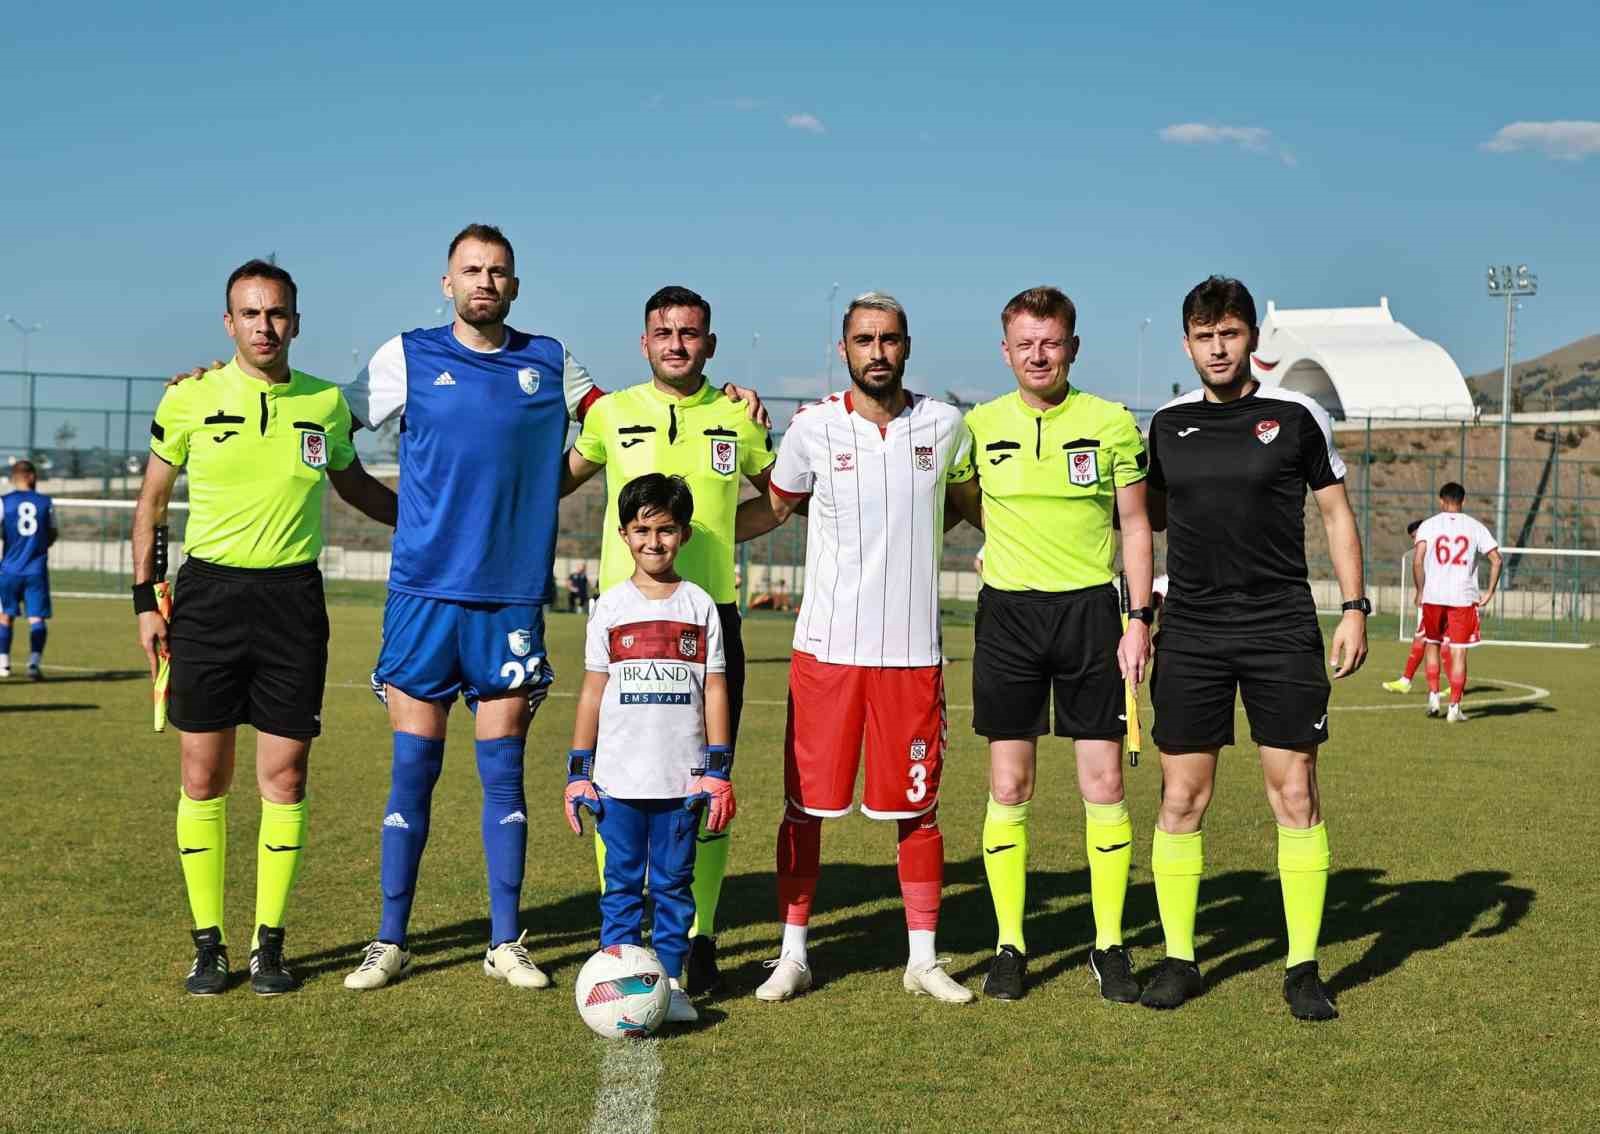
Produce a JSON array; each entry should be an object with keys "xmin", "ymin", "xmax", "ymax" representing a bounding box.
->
[
  {"xmin": 1382, "ymin": 519, "xmax": 1454, "ymax": 698},
  {"xmin": 746, "ymin": 292, "xmax": 976, "ymax": 1004},
  {"xmin": 1412, "ymin": 483, "xmax": 1502, "ymax": 722}
]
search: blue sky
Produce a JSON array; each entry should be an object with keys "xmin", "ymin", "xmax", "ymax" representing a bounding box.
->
[{"xmin": 2, "ymin": 0, "xmax": 1596, "ymax": 411}]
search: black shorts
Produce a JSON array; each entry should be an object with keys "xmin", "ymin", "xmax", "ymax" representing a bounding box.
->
[
  {"xmin": 971, "ymin": 584, "xmax": 1125, "ymax": 741},
  {"xmin": 716, "ymin": 603, "xmax": 747, "ymax": 739},
  {"xmin": 1150, "ymin": 636, "xmax": 1330, "ymax": 751},
  {"xmin": 167, "ymin": 558, "xmax": 329, "ymax": 739}
]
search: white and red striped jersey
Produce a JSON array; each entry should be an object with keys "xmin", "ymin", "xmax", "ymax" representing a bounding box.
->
[
  {"xmin": 1416, "ymin": 511, "xmax": 1498, "ymax": 607},
  {"xmin": 771, "ymin": 390, "xmax": 974, "ymax": 667},
  {"xmin": 584, "ymin": 579, "xmax": 725, "ymax": 799}
]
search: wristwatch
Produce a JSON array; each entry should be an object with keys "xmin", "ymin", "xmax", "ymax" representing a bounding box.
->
[
  {"xmin": 1127, "ymin": 607, "xmax": 1155, "ymax": 625},
  {"xmin": 1340, "ymin": 597, "xmax": 1372, "ymax": 615}
]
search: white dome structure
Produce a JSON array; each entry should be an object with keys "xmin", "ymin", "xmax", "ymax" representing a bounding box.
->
[{"xmin": 1250, "ymin": 297, "xmax": 1475, "ymax": 421}]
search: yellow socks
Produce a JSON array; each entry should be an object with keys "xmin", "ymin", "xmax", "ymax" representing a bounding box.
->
[
  {"xmin": 255, "ymin": 798, "xmax": 308, "ymax": 934},
  {"xmin": 177, "ymin": 792, "xmax": 227, "ymax": 942},
  {"xmin": 982, "ymin": 796, "xmax": 1030, "ymax": 953},
  {"xmin": 1084, "ymin": 798, "xmax": 1133, "ymax": 950},
  {"xmin": 690, "ymin": 813, "xmax": 730, "ymax": 938},
  {"xmin": 1151, "ymin": 827, "xmax": 1204, "ymax": 961},
  {"xmin": 1278, "ymin": 822, "xmax": 1330, "ymax": 967}
]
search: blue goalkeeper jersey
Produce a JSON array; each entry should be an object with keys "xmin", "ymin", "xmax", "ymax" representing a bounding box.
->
[
  {"xmin": 1, "ymin": 489, "xmax": 53, "ymax": 577},
  {"xmin": 348, "ymin": 324, "xmax": 600, "ymax": 604}
]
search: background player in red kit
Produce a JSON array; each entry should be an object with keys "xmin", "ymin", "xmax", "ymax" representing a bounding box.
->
[
  {"xmin": 1382, "ymin": 519, "xmax": 1453, "ymax": 700},
  {"xmin": 1412, "ymin": 483, "xmax": 1501, "ymax": 722}
]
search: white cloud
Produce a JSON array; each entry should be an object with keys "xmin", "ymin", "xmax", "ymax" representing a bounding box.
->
[
  {"xmin": 785, "ymin": 113, "xmax": 826, "ymax": 135},
  {"xmin": 1481, "ymin": 120, "xmax": 1600, "ymax": 161},
  {"xmin": 1159, "ymin": 123, "xmax": 1272, "ymax": 149}
]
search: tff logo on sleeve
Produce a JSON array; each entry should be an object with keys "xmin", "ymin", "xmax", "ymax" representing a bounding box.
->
[
  {"xmin": 711, "ymin": 439, "xmax": 736, "ymax": 475},
  {"xmin": 301, "ymin": 431, "xmax": 328, "ymax": 469},
  {"xmin": 1067, "ymin": 449, "xmax": 1098, "ymax": 486}
]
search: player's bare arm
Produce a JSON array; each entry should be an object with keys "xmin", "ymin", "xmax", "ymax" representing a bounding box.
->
[
  {"xmin": 166, "ymin": 360, "xmax": 227, "ymax": 387},
  {"xmin": 720, "ymin": 383, "xmax": 770, "ymax": 428},
  {"xmin": 328, "ymin": 456, "xmax": 398, "ymax": 526},
  {"xmin": 1412, "ymin": 539, "xmax": 1429, "ymax": 607},
  {"xmin": 1314, "ymin": 480, "xmax": 1368, "ymax": 678},
  {"xmin": 1479, "ymin": 548, "xmax": 1504, "ymax": 607},
  {"xmin": 562, "ymin": 447, "xmax": 604, "ymax": 497},
  {"xmin": 1115, "ymin": 480, "xmax": 1154, "ymax": 685},
  {"xmin": 764, "ymin": 482, "xmax": 807, "ymax": 527},
  {"xmin": 945, "ymin": 476, "xmax": 982, "ymax": 532},
  {"xmin": 733, "ymin": 469, "xmax": 782, "ymax": 542},
  {"xmin": 131, "ymin": 453, "xmax": 180, "ymax": 680}
]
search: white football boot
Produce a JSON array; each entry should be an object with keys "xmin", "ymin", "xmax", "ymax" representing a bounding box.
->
[
  {"xmin": 903, "ymin": 958, "xmax": 974, "ymax": 1003},
  {"xmin": 344, "ymin": 940, "xmax": 413, "ymax": 990},
  {"xmin": 1446, "ymin": 703, "xmax": 1468, "ymax": 723},
  {"xmin": 483, "ymin": 930, "xmax": 550, "ymax": 989},
  {"xmin": 666, "ymin": 978, "xmax": 699, "ymax": 1024},
  {"xmin": 1426, "ymin": 692, "xmax": 1442, "ymax": 718},
  {"xmin": 754, "ymin": 956, "xmax": 812, "ymax": 1002}
]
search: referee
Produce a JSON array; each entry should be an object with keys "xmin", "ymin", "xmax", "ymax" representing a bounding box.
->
[
  {"xmin": 950, "ymin": 286, "xmax": 1155, "ymax": 1003},
  {"xmin": 562, "ymin": 285, "xmax": 774, "ymax": 992},
  {"xmin": 1139, "ymin": 276, "xmax": 1367, "ymax": 1021},
  {"xmin": 133, "ymin": 260, "xmax": 396, "ymax": 995}
]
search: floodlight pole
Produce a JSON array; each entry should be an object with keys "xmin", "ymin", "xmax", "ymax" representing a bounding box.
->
[
  {"xmin": 1136, "ymin": 316, "xmax": 1151, "ymax": 415},
  {"xmin": 1486, "ymin": 264, "xmax": 1537, "ymax": 544},
  {"xmin": 824, "ymin": 283, "xmax": 839, "ymax": 399},
  {"xmin": 6, "ymin": 315, "xmax": 42, "ymax": 455}
]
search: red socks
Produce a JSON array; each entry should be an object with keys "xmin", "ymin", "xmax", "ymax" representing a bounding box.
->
[{"xmin": 896, "ymin": 810, "xmax": 943, "ymax": 932}]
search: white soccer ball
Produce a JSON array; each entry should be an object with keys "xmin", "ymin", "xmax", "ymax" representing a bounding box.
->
[{"xmin": 575, "ymin": 944, "xmax": 671, "ymax": 1039}]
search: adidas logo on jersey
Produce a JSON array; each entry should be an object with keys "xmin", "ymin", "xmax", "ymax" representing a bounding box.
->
[
  {"xmin": 433, "ymin": 371, "xmax": 456, "ymax": 386},
  {"xmin": 499, "ymin": 810, "xmax": 527, "ymax": 825},
  {"xmin": 383, "ymin": 812, "xmax": 410, "ymax": 829}
]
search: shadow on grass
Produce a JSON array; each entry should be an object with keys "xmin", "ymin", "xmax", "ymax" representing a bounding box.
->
[
  {"xmin": 284, "ymin": 859, "xmax": 1531, "ymax": 1003},
  {"xmin": 23, "ymin": 669, "xmax": 147, "ymax": 684},
  {"xmin": 0, "ymin": 702, "xmax": 99, "ymax": 713}
]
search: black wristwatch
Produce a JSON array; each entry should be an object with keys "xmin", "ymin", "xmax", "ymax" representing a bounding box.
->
[
  {"xmin": 1340, "ymin": 597, "xmax": 1372, "ymax": 615},
  {"xmin": 1127, "ymin": 606, "xmax": 1155, "ymax": 625}
]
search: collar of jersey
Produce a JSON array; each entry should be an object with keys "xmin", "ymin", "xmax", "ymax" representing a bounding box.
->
[
  {"xmin": 222, "ymin": 356, "xmax": 306, "ymax": 396},
  {"xmin": 1010, "ymin": 387, "xmax": 1076, "ymax": 420},
  {"xmin": 843, "ymin": 388, "xmax": 918, "ymax": 421},
  {"xmin": 639, "ymin": 378, "xmax": 718, "ymax": 408}
]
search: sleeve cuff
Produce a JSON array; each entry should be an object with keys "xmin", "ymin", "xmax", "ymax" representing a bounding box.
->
[{"xmin": 770, "ymin": 480, "xmax": 810, "ymax": 502}]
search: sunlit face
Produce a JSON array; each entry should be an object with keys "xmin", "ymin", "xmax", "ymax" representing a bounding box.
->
[
  {"xmin": 621, "ymin": 506, "xmax": 691, "ymax": 575},
  {"xmin": 840, "ymin": 307, "xmax": 909, "ymax": 396},
  {"xmin": 1001, "ymin": 313, "xmax": 1077, "ymax": 401},
  {"xmin": 642, "ymin": 305, "xmax": 716, "ymax": 391},
  {"xmin": 443, "ymin": 238, "xmax": 518, "ymax": 327},
  {"xmin": 223, "ymin": 277, "xmax": 298, "ymax": 372},
  {"xmin": 1182, "ymin": 313, "xmax": 1258, "ymax": 389}
]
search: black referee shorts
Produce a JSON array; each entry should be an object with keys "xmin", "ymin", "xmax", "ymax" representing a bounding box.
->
[
  {"xmin": 971, "ymin": 584, "xmax": 1125, "ymax": 741},
  {"xmin": 716, "ymin": 602, "xmax": 747, "ymax": 740},
  {"xmin": 167, "ymin": 557, "xmax": 329, "ymax": 739},
  {"xmin": 1150, "ymin": 636, "xmax": 1330, "ymax": 752}
]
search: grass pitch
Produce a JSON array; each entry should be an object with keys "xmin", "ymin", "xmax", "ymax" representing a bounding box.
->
[{"xmin": 2, "ymin": 600, "xmax": 1596, "ymax": 1133}]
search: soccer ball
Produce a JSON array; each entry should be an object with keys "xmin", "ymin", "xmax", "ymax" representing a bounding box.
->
[{"xmin": 575, "ymin": 944, "xmax": 671, "ymax": 1039}]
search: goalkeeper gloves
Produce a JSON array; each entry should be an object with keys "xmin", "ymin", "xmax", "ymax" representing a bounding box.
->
[
  {"xmin": 564, "ymin": 748, "xmax": 601, "ymax": 836},
  {"xmin": 686, "ymin": 744, "xmax": 736, "ymax": 833}
]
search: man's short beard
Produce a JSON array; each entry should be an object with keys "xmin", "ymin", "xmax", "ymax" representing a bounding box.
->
[
  {"xmin": 650, "ymin": 359, "xmax": 705, "ymax": 390},
  {"xmin": 849, "ymin": 361, "xmax": 905, "ymax": 398},
  {"xmin": 457, "ymin": 299, "xmax": 510, "ymax": 327}
]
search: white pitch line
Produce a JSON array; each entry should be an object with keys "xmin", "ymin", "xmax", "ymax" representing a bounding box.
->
[
  {"xmin": 39, "ymin": 668, "xmax": 1553, "ymax": 715},
  {"xmin": 588, "ymin": 1039, "xmax": 662, "ymax": 1134}
]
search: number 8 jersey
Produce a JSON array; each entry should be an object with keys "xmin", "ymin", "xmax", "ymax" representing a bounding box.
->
[{"xmin": 1415, "ymin": 511, "xmax": 1498, "ymax": 607}]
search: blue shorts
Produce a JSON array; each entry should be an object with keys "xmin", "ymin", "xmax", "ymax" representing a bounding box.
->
[
  {"xmin": 372, "ymin": 591, "xmax": 553, "ymax": 709},
  {"xmin": 0, "ymin": 572, "xmax": 50, "ymax": 619}
]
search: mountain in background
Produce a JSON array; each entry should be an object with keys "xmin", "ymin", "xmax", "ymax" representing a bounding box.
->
[{"xmin": 1468, "ymin": 334, "xmax": 1600, "ymax": 412}]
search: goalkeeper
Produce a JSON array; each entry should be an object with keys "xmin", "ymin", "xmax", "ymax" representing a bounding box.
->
[
  {"xmin": 564, "ymin": 474, "xmax": 734, "ymax": 1027},
  {"xmin": 132, "ymin": 260, "xmax": 396, "ymax": 996}
]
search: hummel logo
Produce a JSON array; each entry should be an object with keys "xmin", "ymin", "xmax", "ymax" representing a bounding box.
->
[
  {"xmin": 989, "ymin": 455, "xmax": 1013, "ymax": 465},
  {"xmin": 179, "ymin": 846, "xmax": 208, "ymax": 855},
  {"xmin": 1177, "ymin": 427, "xmax": 1200, "ymax": 437},
  {"xmin": 1095, "ymin": 841, "xmax": 1131, "ymax": 853},
  {"xmin": 383, "ymin": 812, "xmax": 410, "ymax": 829},
  {"xmin": 499, "ymin": 811, "xmax": 527, "ymax": 826},
  {"xmin": 984, "ymin": 844, "xmax": 1017, "ymax": 855},
  {"xmin": 1313, "ymin": 714, "xmax": 1328, "ymax": 730},
  {"xmin": 264, "ymin": 844, "xmax": 302, "ymax": 852},
  {"xmin": 433, "ymin": 371, "xmax": 456, "ymax": 386}
]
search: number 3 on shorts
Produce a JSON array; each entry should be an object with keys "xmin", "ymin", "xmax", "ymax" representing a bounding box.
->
[{"xmin": 906, "ymin": 763, "xmax": 928, "ymax": 803}]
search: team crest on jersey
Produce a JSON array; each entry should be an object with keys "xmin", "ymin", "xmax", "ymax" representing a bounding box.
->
[
  {"xmin": 711, "ymin": 439, "xmax": 736, "ymax": 476},
  {"xmin": 679, "ymin": 630, "xmax": 698, "ymax": 659},
  {"xmin": 516, "ymin": 367, "xmax": 541, "ymax": 395},
  {"xmin": 620, "ymin": 634, "xmax": 635, "ymax": 649},
  {"xmin": 910, "ymin": 737, "xmax": 928, "ymax": 762},
  {"xmin": 300, "ymin": 430, "xmax": 328, "ymax": 469},
  {"xmin": 1255, "ymin": 419, "xmax": 1281, "ymax": 445},
  {"xmin": 914, "ymin": 445, "xmax": 935, "ymax": 472},
  {"xmin": 834, "ymin": 452, "xmax": 854, "ymax": 472},
  {"xmin": 1068, "ymin": 449, "xmax": 1099, "ymax": 487},
  {"xmin": 507, "ymin": 629, "xmax": 533, "ymax": 657}
]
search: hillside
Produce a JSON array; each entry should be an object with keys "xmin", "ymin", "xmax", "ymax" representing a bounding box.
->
[{"xmin": 1467, "ymin": 333, "xmax": 1600, "ymax": 412}]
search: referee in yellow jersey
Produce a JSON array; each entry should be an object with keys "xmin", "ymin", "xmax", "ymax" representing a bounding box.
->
[
  {"xmin": 562, "ymin": 285, "xmax": 775, "ymax": 992},
  {"xmin": 132, "ymin": 260, "xmax": 397, "ymax": 996},
  {"xmin": 948, "ymin": 285, "xmax": 1155, "ymax": 1003}
]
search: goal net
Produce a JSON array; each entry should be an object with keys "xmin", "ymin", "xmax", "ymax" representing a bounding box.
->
[{"xmin": 1396, "ymin": 546, "xmax": 1600, "ymax": 648}]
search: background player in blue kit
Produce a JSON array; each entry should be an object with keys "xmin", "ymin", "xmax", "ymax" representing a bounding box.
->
[
  {"xmin": 0, "ymin": 459, "xmax": 56, "ymax": 680},
  {"xmin": 341, "ymin": 225, "xmax": 766, "ymax": 992}
]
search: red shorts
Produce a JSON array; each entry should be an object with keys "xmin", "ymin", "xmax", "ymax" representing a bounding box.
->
[
  {"xmin": 1421, "ymin": 604, "xmax": 1481, "ymax": 648},
  {"xmin": 784, "ymin": 652, "xmax": 945, "ymax": 820}
]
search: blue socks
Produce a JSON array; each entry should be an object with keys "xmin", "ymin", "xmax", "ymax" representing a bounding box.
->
[
  {"xmin": 476, "ymin": 736, "xmax": 528, "ymax": 947},
  {"xmin": 377, "ymin": 733, "xmax": 445, "ymax": 945},
  {"xmin": 28, "ymin": 621, "xmax": 45, "ymax": 664},
  {"xmin": 0, "ymin": 623, "xmax": 11, "ymax": 659}
]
